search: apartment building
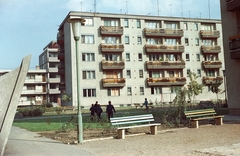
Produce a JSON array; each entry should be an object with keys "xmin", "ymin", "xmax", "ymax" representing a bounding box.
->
[
  {"xmin": 0, "ymin": 41, "xmax": 61, "ymax": 106},
  {"xmin": 220, "ymin": 0, "xmax": 240, "ymax": 115},
  {"xmin": 57, "ymin": 11, "xmax": 225, "ymax": 107}
]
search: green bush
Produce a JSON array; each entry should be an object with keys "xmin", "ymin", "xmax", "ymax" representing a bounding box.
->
[{"xmin": 17, "ymin": 107, "xmax": 44, "ymax": 117}]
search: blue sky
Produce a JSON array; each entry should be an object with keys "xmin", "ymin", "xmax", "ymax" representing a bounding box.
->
[{"xmin": 0, "ymin": 0, "xmax": 221, "ymax": 70}]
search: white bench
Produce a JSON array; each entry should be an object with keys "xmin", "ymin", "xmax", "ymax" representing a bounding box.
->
[{"xmin": 110, "ymin": 114, "xmax": 161, "ymax": 139}]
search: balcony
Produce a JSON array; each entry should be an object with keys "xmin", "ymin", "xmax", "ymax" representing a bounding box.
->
[
  {"xmin": 227, "ymin": 0, "xmax": 240, "ymax": 11},
  {"xmin": 48, "ymin": 78, "xmax": 60, "ymax": 83},
  {"xmin": 201, "ymin": 45, "xmax": 221, "ymax": 54},
  {"xmin": 146, "ymin": 61, "xmax": 185, "ymax": 70},
  {"xmin": 102, "ymin": 78, "xmax": 125, "ymax": 87},
  {"xmin": 101, "ymin": 61, "xmax": 125, "ymax": 70},
  {"xmin": 48, "ymin": 88, "xmax": 61, "ymax": 94},
  {"xmin": 202, "ymin": 61, "xmax": 222, "ymax": 69},
  {"xmin": 144, "ymin": 28, "xmax": 183, "ymax": 37},
  {"xmin": 48, "ymin": 67, "xmax": 58, "ymax": 73},
  {"xmin": 100, "ymin": 26, "xmax": 123, "ymax": 36},
  {"xmin": 48, "ymin": 57, "xmax": 60, "ymax": 62},
  {"xmin": 147, "ymin": 77, "xmax": 186, "ymax": 86},
  {"xmin": 200, "ymin": 30, "xmax": 220, "ymax": 38},
  {"xmin": 229, "ymin": 34, "xmax": 240, "ymax": 59},
  {"xmin": 145, "ymin": 45, "xmax": 184, "ymax": 53},
  {"xmin": 101, "ymin": 44, "xmax": 124, "ymax": 53},
  {"xmin": 58, "ymin": 65, "xmax": 65, "ymax": 75},
  {"xmin": 203, "ymin": 76, "xmax": 223, "ymax": 85}
]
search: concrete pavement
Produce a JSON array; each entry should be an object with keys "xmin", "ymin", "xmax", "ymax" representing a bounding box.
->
[{"xmin": 3, "ymin": 115, "xmax": 240, "ymax": 156}]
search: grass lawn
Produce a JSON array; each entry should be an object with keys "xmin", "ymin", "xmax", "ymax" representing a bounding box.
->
[{"xmin": 13, "ymin": 107, "xmax": 152, "ymax": 132}]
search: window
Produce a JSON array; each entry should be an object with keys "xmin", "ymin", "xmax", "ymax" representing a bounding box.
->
[
  {"xmin": 149, "ymin": 54, "xmax": 163, "ymax": 61},
  {"xmin": 197, "ymin": 69, "xmax": 201, "ymax": 76},
  {"xmin": 104, "ymin": 37, "xmax": 117, "ymax": 44},
  {"xmin": 81, "ymin": 35, "xmax": 94, "ymax": 44},
  {"xmin": 146, "ymin": 22, "xmax": 157, "ymax": 28},
  {"xmin": 125, "ymin": 36, "xmax": 129, "ymax": 44},
  {"xmin": 27, "ymin": 74, "xmax": 35, "ymax": 79},
  {"xmin": 127, "ymin": 70, "xmax": 131, "ymax": 78},
  {"xmin": 83, "ymin": 88, "xmax": 96, "ymax": 97},
  {"xmin": 107, "ymin": 88, "xmax": 120, "ymax": 96},
  {"xmin": 140, "ymin": 87, "xmax": 144, "ymax": 95},
  {"xmin": 139, "ymin": 70, "xmax": 143, "ymax": 78},
  {"xmin": 82, "ymin": 70, "xmax": 95, "ymax": 79},
  {"xmin": 137, "ymin": 20, "xmax": 141, "ymax": 28},
  {"xmin": 184, "ymin": 22, "xmax": 188, "ymax": 30},
  {"xmin": 84, "ymin": 18, "xmax": 94, "ymax": 26},
  {"xmin": 194, "ymin": 23, "xmax": 198, "ymax": 30},
  {"xmin": 126, "ymin": 53, "xmax": 130, "ymax": 61},
  {"xmin": 196, "ymin": 54, "xmax": 200, "ymax": 61},
  {"xmin": 105, "ymin": 54, "xmax": 118, "ymax": 61},
  {"xmin": 169, "ymin": 71, "xmax": 174, "ymax": 77},
  {"xmin": 127, "ymin": 87, "xmax": 132, "ymax": 96},
  {"xmin": 138, "ymin": 53, "xmax": 143, "ymax": 61},
  {"xmin": 186, "ymin": 54, "xmax": 190, "ymax": 61},
  {"xmin": 137, "ymin": 37, "xmax": 142, "ymax": 45},
  {"xmin": 187, "ymin": 69, "xmax": 191, "ymax": 77},
  {"xmin": 104, "ymin": 20, "xmax": 118, "ymax": 26},
  {"xmin": 27, "ymin": 85, "xmax": 35, "ymax": 90},
  {"xmin": 82, "ymin": 53, "xmax": 95, "ymax": 61},
  {"xmin": 195, "ymin": 38, "xmax": 199, "ymax": 46},
  {"xmin": 151, "ymin": 87, "xmax": 162, "ymax": 94},
  {"xmin": 124, "ymin": 19, "xmax": 129, "ymax": 28},
  {"xmin": 207, "ymin": 70, "xmax": 215, "ymax": 77},
  {"xmin": 185, "ymin": 38, "xmax": 189, "ymax": 46}
]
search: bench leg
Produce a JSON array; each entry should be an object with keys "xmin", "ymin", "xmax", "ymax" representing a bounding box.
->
[
  {"xmin": 117, "ymin": 129, "xmax": 125, "ymax": 139},
  {"xmin": 215, "ymin": 117, "xmax": 223, "ymax": 125},
  {"xmin": 150, "ymin": 125, "xmax": 157, "ymax": 135},
  {"xmin": 191, "ymin": 120, "xmax": 199, "ymax": 128}
]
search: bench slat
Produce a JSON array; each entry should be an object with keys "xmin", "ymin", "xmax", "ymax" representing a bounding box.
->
[
  {"xmin": 186, "ymin": 113, "xmax": 216, "ymax": 118},
  {"xmin": 192, "ymin": 115, "xmax": 224, "ymax": 121},
  {"xmin": 111, "ymin": 116, "xmax": 153, "ymax": 123},
  {"xmin": 117, "ymin": 123, "xmax": 161, "ymax": 130},
  {"xmin": 110, "ymin": 114, "xmax": 152, "ymax": 120},
  {"xmin": 111, "ymin": 119, "xmax": 154, "ymax": 126}
]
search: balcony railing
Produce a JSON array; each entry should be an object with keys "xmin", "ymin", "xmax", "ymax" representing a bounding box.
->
[
  {"xmin": 203, "ymin": 76, "xmax": 223, "ymax": 85},
  {"xmin": 145, "ymin": 44, "xmax": 184, "ymax": 53},
  {"xmin": 201, "ymin": 45, "xmax": 221, "ymax": 53},
  {"xmin": 200, "ymin": 30, "xmax": 220, "ymax": 38},
  {"xmin": 202, "ymin": 61, "xmax": 222, "ymax": 69},
  {"xmin": 146, "ymin": 61, "xmax": 185, "ymax": 70},
  {"xmin": 102, "ymin": 78, "xmax": 125, "ymax": 87},
  {"xmin": 100, "ymin": 26, "xmax": 123, "ymax": 35},
  {"xmin": 144, "ymin": 28, "xmax": 183, "ymax": 37},
  {"xmin": 147, "ymin": 77, "xmax": 186, "ymax": 86},
  {"xmin": 229, "ymin": 34, "xmax": 240, "ymax": 59},
  {"xmin": 101, "ymin": 44, "xmax": 124, "ymax": 53},
  {"xmin": 227, "ymin": 0, "xmax": 240, "ymax": 11},
  {"xmin": 101, "ymin": 61, "xmax": 125, "ymax": 70}
]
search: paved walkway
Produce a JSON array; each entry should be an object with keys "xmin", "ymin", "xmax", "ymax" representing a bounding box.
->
[{"xmin": 3, "ymin": 115, "xmax": 240, "ymax": 156}]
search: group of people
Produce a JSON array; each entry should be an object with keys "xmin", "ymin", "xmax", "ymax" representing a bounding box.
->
[
  {"xmin": 90, "ymin": 101, "xmax": 116, "ymax": 121},
  {"xmin": 89, "ymin": 98, "xmax": 149, "ymax": 121}
]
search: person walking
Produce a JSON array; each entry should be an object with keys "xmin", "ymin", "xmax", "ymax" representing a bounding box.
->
[
  {"xmin": 89, "ymin": 104, "xmax": 95, "ymax": 121},
  {"xmin": 94, "ymin": 101, "xmax": 103, "ymax": 121},
  {"xmin": 106, "ymin": 101, "xmax": 116, "ymax": 121},
  {"xmin": 143, "ymin": 98, "xmax": 149, "ymax": 112}
]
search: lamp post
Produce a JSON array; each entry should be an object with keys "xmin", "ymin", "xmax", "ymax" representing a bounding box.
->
[
  {"xmin": 222, "ymin": 70, "xmax": 227, "ymax": 106},
  {"xmin": 67, "ymin": 16, "xmax": 85, "ymax": 144}
]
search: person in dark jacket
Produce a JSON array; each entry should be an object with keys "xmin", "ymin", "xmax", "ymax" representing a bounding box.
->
[
  {"xmin": 94, "ymin": 101, "xmax": 103, "ymax": 121},
  {"xmin": 89, "ymin": 104, "xmax": 95, "ymax": 121},
  {"xmin": 106, "ymin": 101, "xmax": 116, "ymax": 121}
]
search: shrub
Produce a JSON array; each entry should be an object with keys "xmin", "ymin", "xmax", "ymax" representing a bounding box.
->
[{"xmin": 17, "ymin": 107, "xmax": 44, "ymax": 117}]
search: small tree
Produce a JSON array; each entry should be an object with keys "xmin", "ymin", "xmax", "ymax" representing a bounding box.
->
[
  {"xmin": 188, "ymin": 71, "xmax": 203, "ymax": 104},
  {"xmin": 210, "ymin": 77, "xmax": 222, "ymax": 103},
  {"xmin": 61, "ymin": 93, "xmax": 72, "ymax": 106}
]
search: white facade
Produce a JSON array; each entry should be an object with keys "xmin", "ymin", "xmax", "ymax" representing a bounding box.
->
[{"xmin": 57, "ymin": 12, "xmax": 225, "ymax": 107}]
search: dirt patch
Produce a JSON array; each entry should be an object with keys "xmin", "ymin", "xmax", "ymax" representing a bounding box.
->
[{"xmin": 38, "ymin": 125, "xmax": 170, "ymax": 144}]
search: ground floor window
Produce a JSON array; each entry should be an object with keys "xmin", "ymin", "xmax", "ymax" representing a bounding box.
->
[
  {"xmin": 83, "ymin": 88, "xmax": 96, "ymax": 97},
  {"xmin": 151, "ymin": 87, "xmax": 162, "ymax": 94},
  {"xmin": 107, "ymin": 88, "xmax": 120, "ymax": 96}
]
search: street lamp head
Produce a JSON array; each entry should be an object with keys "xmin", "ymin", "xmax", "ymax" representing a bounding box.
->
[{"xmin": 67, "ymin": 16, "xmax": 85, "ymax": 41}]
